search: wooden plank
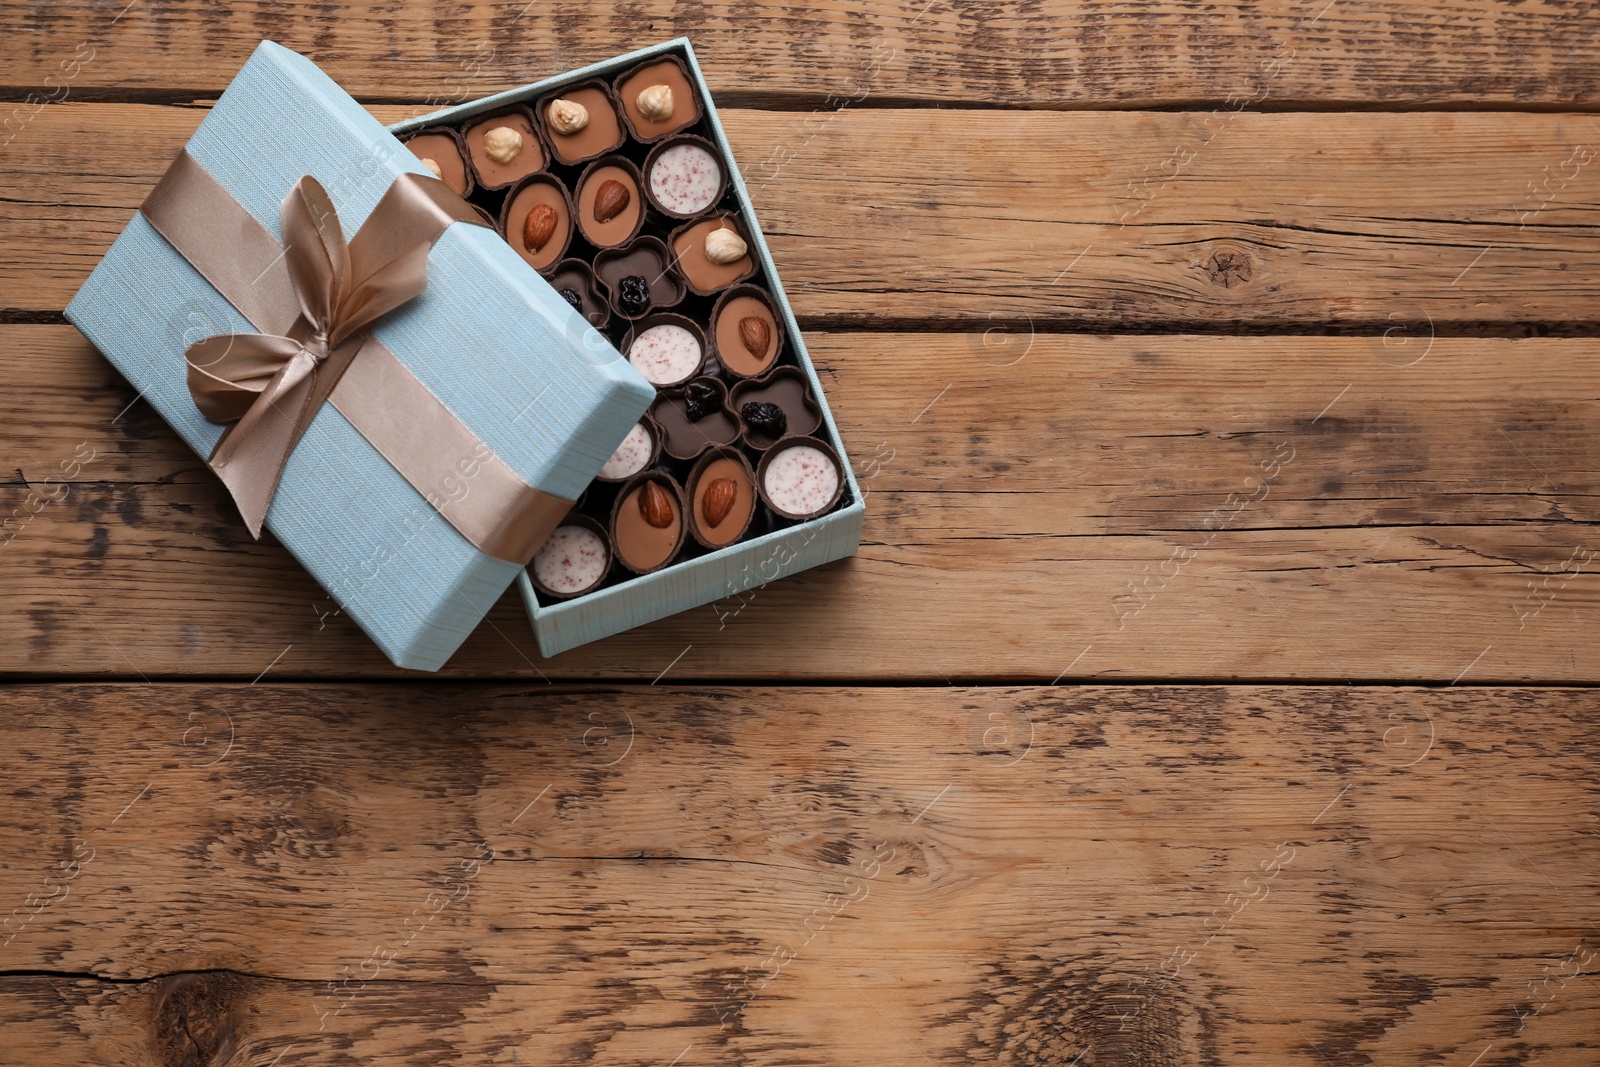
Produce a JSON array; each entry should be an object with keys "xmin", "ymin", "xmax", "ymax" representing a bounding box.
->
[
  {"xmin": 0, "ymin": 683, "xmax": 1596, "ymax": 1064},
  {"xmin": 8, "ymin": 104, "xmax": 1600, "ymax": 327},
  {"xmin": 3, "ymin": 1, "xmax": 1599, "ymax": 108},
  {"xmin": 4, "ymin": 325, "xmax": 1596, "ymax": 682}
]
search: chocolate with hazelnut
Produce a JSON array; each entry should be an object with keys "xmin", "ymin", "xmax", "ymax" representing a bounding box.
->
[
  {"xmin": 402, "ymin": 129, "xmax": 472, "ymax": 196},
  {"xmin": 615, "ymin": 56, "xmax": 702, "ymax": 142}
]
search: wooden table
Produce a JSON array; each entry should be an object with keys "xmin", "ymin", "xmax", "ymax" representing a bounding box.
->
[{"xmin": 3, "ymin": 3, "xmax": 1598, "ymax": 1063}]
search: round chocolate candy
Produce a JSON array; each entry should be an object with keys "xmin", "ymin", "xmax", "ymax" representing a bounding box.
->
[{"xmin": 757, "ymin": 436, "xmax": 844, "ymax": 521}]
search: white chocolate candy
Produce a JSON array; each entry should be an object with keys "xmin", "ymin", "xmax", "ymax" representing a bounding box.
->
[
  {"xmin": 763, "ymin": 445, "xmax": 839, "ymax": 518},
  {"xmin": 533, "ymin": 525, "xmax": 608, "ymax": 595},
  {"xmin": 482, "ymin": 125, "xmax": 523, "ymax": 164},
  {"xmin": 649, "ymin": 143, "xmax": 721, "ymax": 215},
  {"xmin": 628, "ymin": 323, "xmax": 701, "ymax": 385},
  {"xmin": 600, "ymin": 423, "xmax": 653, "ymax": 480}
]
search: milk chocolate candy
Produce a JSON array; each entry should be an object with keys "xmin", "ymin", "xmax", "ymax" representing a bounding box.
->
[
  {"xmin": 462, "ymin": 105, "xmax": 545, "ymax": 190},
  {"xmin": 538, "ymin": 80, "xmax": 626, "ymax": 165},
  {"xmin": 686, "ymin": 446, "xmax": 757, "ymax": 549},
  {"xmin": 402, "ymin": 127, "xmax": 473, "ymax": 197},
  {"xmin": 670, "ymin": 213, "xmax": 756, "ymax": 296},
  {"xmin": 710, "ymin": 285, "xmax": 783, "ymax": 379},
  {"xmin": 499, "ymin": 173, "xmax": 574, "ymax": 274},
  {"xmin": 575, "ymin": 156, "xmax": 645, "ymax": 250},
  {"xmin": 614, "ymin": 55, "xmax": 703, "ymax": 143},
  {"xmin": 611, "ymin": 472, "xmax": 687, "ymax": 574}
]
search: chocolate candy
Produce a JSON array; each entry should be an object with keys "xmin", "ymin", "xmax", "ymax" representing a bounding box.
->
[
  {"xmin": 462, "ymin": 106, "xmax": 544, "ymax": 190},
  {"xmin": 644, "ymin": 134, "xmax": 725, "ymax": 219},
  {"xmin": 687, "ymin": 447, "xmax": 757, "ymax": 548},
  {"xmin": 575, "ymin": 156, "xmax": 644, "ymax": 249},
  {"xmin": 671, "ymin": 214, "xmax": 755, "ymax": 296},
  {"xmin": 649, "ymin": 376, "xmax": 739, "ymax": 461},
  {"xmin": 538, "ymin": 80, "xmax": 626, "ymax": 165},
  {"xmin": 595, "ymin": 236, "xmax": 685, "ymax": 320},
  {"xmin": 711, "ymin": 285, "xmax": 782, "ymax": 378},
  {"xmin": 501, "ymin": 174, "xmax": 573, "ymax": 273},
  {"xmin": 545, "ymin": 258, "xmax": 609, "ymax": 329},
  {"xmin": 615, "ymin": 56, "xmax": 702, "ymax": 142},
  {"xmin": 730, "ymin": 366, "xmax": 821, "ymax": 449},
  {"xmin": 757, "ymin": 437, "xmax": 844, "ymax": 521},
  {"xmin": 611, "ymin": 473, "xmax": 686, "ymax": 573},
  {"xmin": 403, "ymin": 128, "xmax": 472, "ymax": 196},
  {"xmin": 531, "ymin": 518, "xmax": 612, "ymax": 598},
  {"xmin": 624, "ymin": 314, "xmax": 705, "ymax": 387},
  {"xmin": 596, "ymin": 419, "xmax": 659, "ymax": 482}
]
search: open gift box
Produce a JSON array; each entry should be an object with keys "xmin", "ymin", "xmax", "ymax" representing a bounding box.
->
[{"xmin": 66, "ymin": 40, "xmax": 862, "ymax": 670}]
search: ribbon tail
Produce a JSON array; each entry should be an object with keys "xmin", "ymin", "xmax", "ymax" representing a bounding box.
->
[{"xmin": 207, "ymin": 347, "xmax": 321, "ymax": 538}]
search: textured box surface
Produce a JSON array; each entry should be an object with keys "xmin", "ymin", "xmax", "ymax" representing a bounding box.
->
[
  {"xmin": 393, "ymin": 39, "xmax": 865, "ymax": 657},
  {"xmin": 66, "ymin": 41, "xmax": 655, "ymax": 671}
]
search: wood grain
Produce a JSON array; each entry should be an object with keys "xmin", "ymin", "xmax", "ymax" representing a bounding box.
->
[
  {"xmin": 1, "ymin": 683, "xmax": 1596, "ymax": 1064},
  {"xmin": 4, "ymin": 0, "xmax": 1600, "ymax": 108},
  {"xmin": 5, "ymin": 324, "xmax": 1596, "ymax": 682},
  {"xmin": 8, "ymin": 104, "xmax": 1600, "ymax": 328}
]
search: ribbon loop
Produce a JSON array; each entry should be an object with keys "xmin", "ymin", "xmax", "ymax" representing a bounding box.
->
[{"xmin": 140, "ymin": 151, "xmax": 575, "ymax": 563}]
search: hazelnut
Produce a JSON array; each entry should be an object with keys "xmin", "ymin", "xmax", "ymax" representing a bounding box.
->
[
  {"xmin": 637, "ymin": 84, "xmax": 675, "ymax": 123},
  {"xmin": 420, "ymin": 157, "xmax": 443, "ymax": 179},
  {"xmin": 547, "ymin": 98, "xmax": 589, "ymax": 135},
  {"xmin": 592, "ymin": 178, "xmax": 631, "ymax": 224},
  {"xmin": 482, "ymin": 125, "xmax": 523, "ymax": 164},
  {"xmin": 704, "ymin": 225, "xmax": 747, "ymax": 265},
  {"xmin": 639, "ymin": 481, "xmax": 674, "ymax": 529},
  {"xmin": 522, "ymin": 203, "xmax": 558, "ymax": 253}
]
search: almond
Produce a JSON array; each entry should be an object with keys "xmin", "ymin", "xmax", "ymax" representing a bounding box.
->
[
  {"xmin": 593, "ymin": 178, "xmax": 631, "ymax": 224},
  {"xmin": 738, "ymin": 315, "xmax": 771, "ymax": 359},
  {"xmin": 639, "ymin": 480, "xmax": 674, "ymax": 529},
  {"xmin": 522, "ymin": 203, "xmax": 558, "ymax": 253},
  {"xmin": 701, "ymin": 477, "xmax": 738, "ymax": 529}
]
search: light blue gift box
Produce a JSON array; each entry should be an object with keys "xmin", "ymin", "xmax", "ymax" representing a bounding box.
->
[
  {"xmin": 67, "ymin": 39, "xmax": 863, "ymax": 668},
  {"xmin": 393, "ymin": 39, "xmax": 864, "ymax": 657}
]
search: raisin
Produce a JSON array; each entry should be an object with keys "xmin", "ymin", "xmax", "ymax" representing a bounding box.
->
[
  {"xmin": 618, "ymin": 275, "xmax": 650, "ymax": 316},
  {"xmin": 557, "ymin": 288, "xmax": 584, "ymax": 311},
  {"xmin": 684, "ymin": 380, "xmax": 720, "ymax": 422},
  {"xmin": 741, "ymin": 401, "xmax": 786, "ymax": 438}
]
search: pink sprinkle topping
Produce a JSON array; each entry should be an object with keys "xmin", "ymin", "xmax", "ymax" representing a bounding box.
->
[
  {"xmin": 600, "ymin": 423, "xmax": 653, "ymax": 480},
  {"xmin": 628, "ymin": 323, "xmax": 701, "ymax": 385},
  {"xmin": 763, "ymin": 445, "xmax": 839, "ymax": 517},
  {"xmin": 649, "ymin": 143, "xmax": 721, "ymax": 215},
  {"xmin": 533, "ymin": 525, "xmax": 608, "ymax": 594}
]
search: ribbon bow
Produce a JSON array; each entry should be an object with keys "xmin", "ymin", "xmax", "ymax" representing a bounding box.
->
[{"xmin": 184, "ymin": 175, "xmax": 434, "ymax": 537}]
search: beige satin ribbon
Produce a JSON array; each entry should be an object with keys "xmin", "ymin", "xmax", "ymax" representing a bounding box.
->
[{"xmin": 140, "ymin": 150, "xmax": 570, "ymax": 564}]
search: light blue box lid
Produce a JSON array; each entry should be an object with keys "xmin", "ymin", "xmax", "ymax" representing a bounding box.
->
[{"xmin": 65, "ymin": 41, "xmax": 656, "ymax": 671}]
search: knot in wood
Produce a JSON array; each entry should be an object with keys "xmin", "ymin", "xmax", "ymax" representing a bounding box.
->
[
  {"xmin": 153, "ymin": 972, "xmax": 241, "ymax": 1067},
  {"xmin": 1202, "ymin": 248, "xmax": 1254, "ymax": 288}
]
